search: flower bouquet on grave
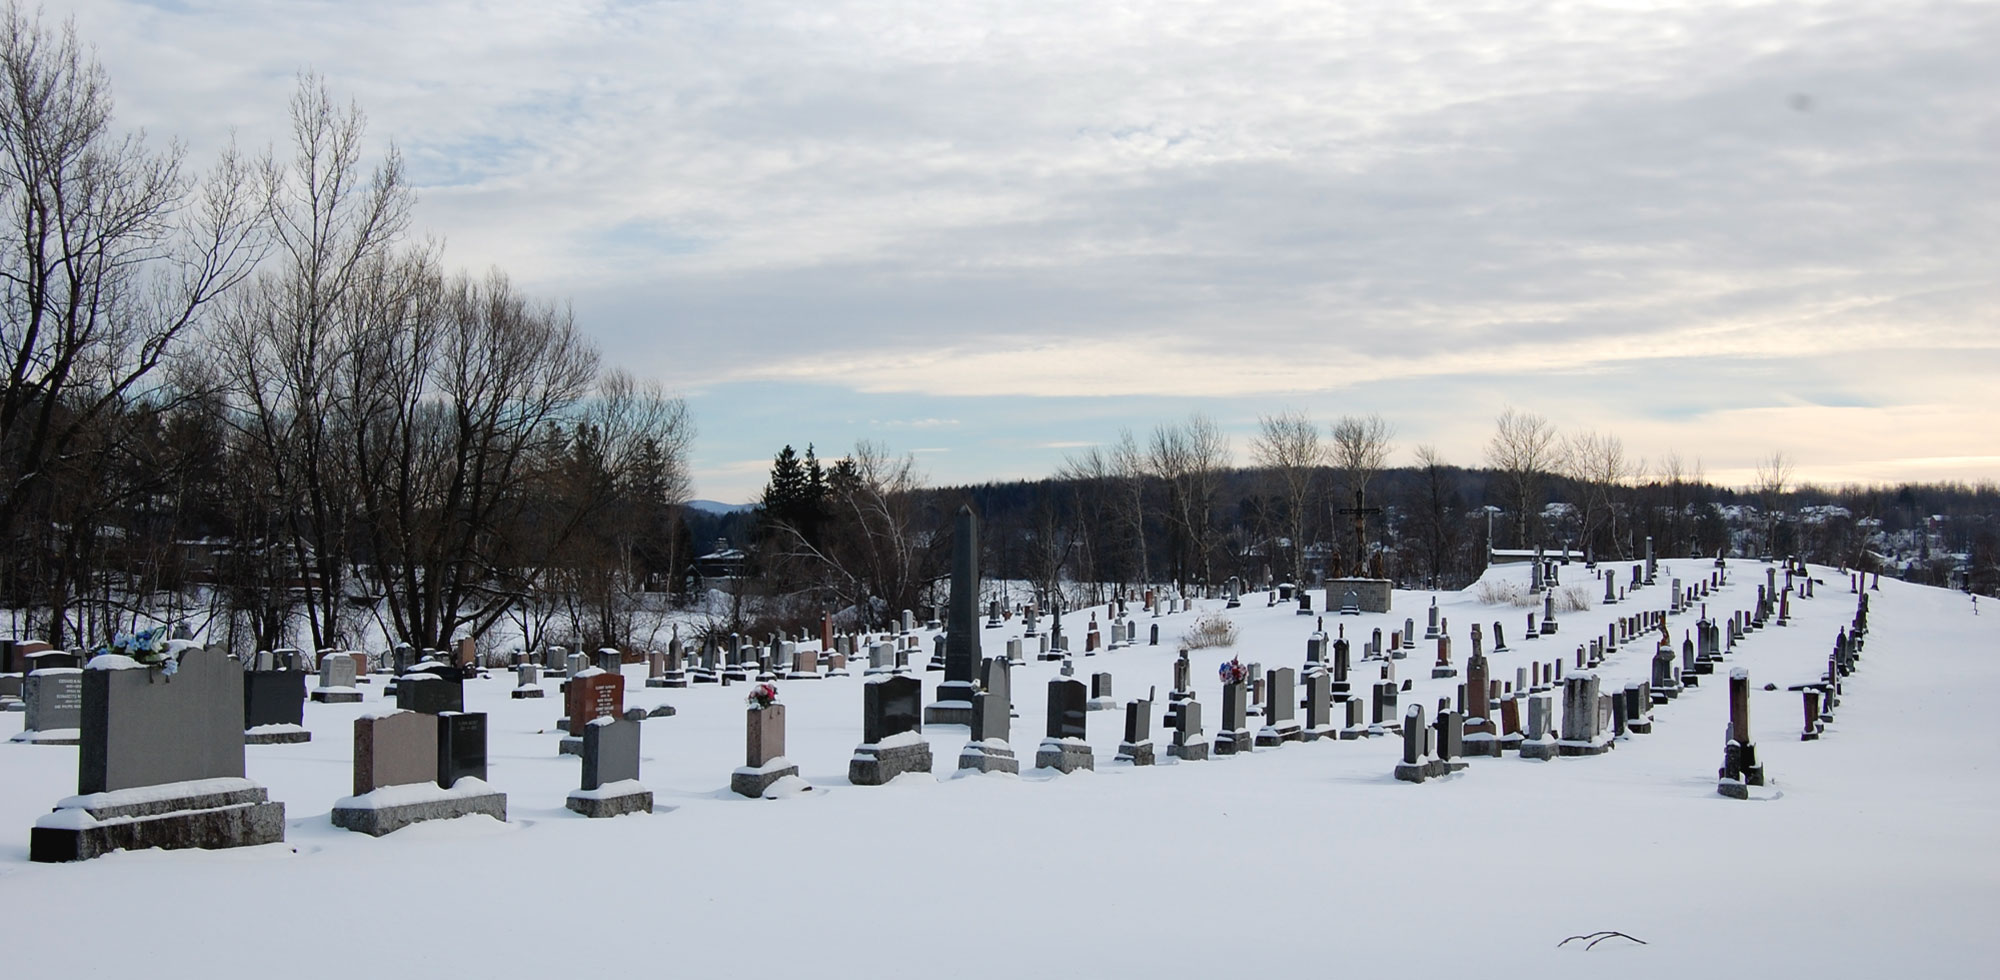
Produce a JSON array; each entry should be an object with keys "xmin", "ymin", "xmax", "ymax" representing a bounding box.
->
[
  {"xmin": 1218, "ymin": 657, "xmax": 1247, "ymax": 684},
  {"xmin": 92, "ymin": 626, "xmax": 177, "ymax": 676},
  {"xmin": 746, "ymin": 682, "xmax": 779, "ymax": 709}
]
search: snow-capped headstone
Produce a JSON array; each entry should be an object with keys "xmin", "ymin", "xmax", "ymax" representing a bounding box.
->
[
  {"xmin": 1115, "ymin": 698, "xmax": 1155, "ymax": 765},
  {"xmin": 1036, "ymin": 677, "xmax": 1093, "ymax": 773},
  {"xmin": 243, "ymin": 668, "xmax": 309, "ymax": 744},
  {"xmin": 1215, "ymin": 680, "xmax": 1252, "ymax": 756},
  {"xmin": 732, "ymin": 701, "xmax": 805, "ymax": 797},
  {"xmin": 15, "ymin": 668, "xmax": 82, "ymax": 744},
  {"xmin": 568, "ymin": 717, "xmax": 651, "ymax": 817},
  {"xmin": 851, "ymin": 674, "xmax": 931, "ymax": 784},
  {"xmin": 1255, "ymin": 667, "xmax": 1301, "ymax": 746},
  {"xmin": 313, "ymin": 655, "xmax": 361, "ymax": 704},
  {"xmin": 31, "ymin": 645, "xmax": 286, "ymax": 861},
  {"xmin": 960, "ymin": 656, "xmax": 1019, "ymax": 773}
]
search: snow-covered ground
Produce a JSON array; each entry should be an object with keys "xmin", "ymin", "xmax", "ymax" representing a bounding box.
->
[{"xmin": 2, "ymin": 562, "xmax": 1994, "ymax": 979}]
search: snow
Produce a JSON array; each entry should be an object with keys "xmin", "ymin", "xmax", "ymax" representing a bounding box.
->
[
  {"xmin": 567, "ymin": 779, "xmax": 648, "ymax": 801},
  {"xmin": 9, "ymin": 728, "xmax": 79, "ymax": 743},
  {"xmin": 85, "ymin": 655, "xmax": 144, "ymax": 671},
  {"xmin": 244, "ymin": 723, "xmax": 308, "ymax": 735},
  {"xmin": 53, "ymin": 777, "xmax": 261, "ymax": 812},
  {"xmin": 2, "ymin": 564, "xmax": 1996, "ymax": 978},
  {"xmin": 332, "ymin": 777, "xmax": 497, "ymax": 811}
]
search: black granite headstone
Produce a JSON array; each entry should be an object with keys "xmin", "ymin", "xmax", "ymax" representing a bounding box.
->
[
  {"xmin": 242, "ymin": 670, "xmax": 306, "ymax": 729},
  {"xmin": 580, "ymin": 716, "xmax": 640, "ymax": 790},
  {"xmin": 436, "ymin": 711, "xmax": 487, "ymax": 788},
  {"xmin": 396, "ymin": 670, "xmax": 465, "ymax": 714},
  {"xmin": 864, "ymin": 674, "xmax": 923, "ymax": 745},
  {"xmin": 1046, "ymin": 677, "xmax": 1088, "ymax": 740}
]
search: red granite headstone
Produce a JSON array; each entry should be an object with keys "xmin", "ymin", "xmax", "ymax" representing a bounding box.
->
[{"xmin": 566, "ymin": 671, "xmax": 625, "ymax": 736}]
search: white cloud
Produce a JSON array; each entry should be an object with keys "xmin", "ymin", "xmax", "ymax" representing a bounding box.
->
[{"xmin": 57, "ymin": 0, "xmax": 2000, "ymax": 490}]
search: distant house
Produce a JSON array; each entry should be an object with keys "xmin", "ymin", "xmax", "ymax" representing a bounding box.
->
[{"xmin": 694, "ymin": 539, "xmax": 746, "ymax": 582}]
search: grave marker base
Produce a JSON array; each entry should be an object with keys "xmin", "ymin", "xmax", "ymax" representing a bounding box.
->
[
  {"xmin": 31, "ymin": 779, "xmax": 285, "ymax": 862},
  {"xmin": 1166, "ymin": 740, "xmax": 1210, "ymax": 761},
  {"xmin": 849, "ymin": 740, "xmax": 934, "ymax": 785},
  {"xmin": 1213, "ymin": 729, "xmax": 1253, "ymax": 756},
  {"xmin": 565, "ymin": 782, "xmax": 653, "ymax": 818},
  {"xmin": 731, "ymin": 759, "xmax": 803, "ymax": 797},
  {"xmin": 331, "ymin": 782, "xmax": 508, "ymax": 836},
  {"xmin": 311, "ymin": 688, "xmax": 364, "ymax": 704},
  {"xmin": 957, "ymin": 739, "xmax": 1021, "ymax": 774},
  {"xmin": 9, "ymin": 728, "xmax": 80, "ymax": 745},
  {"xmin": 1253, "ymin": 723, "xmax": 1303, "ymax": 747},
  {"xmin": 244, "ymin": 725, "xmax": 312, "ymax": 744},
  {"xmin": 1034, "ymin": 738, "xmax": 1094, "ymax": 773},
  {"xmin": 511, "ymin": 687, "xmax": 546, "ymax": 699},
  {"xmin": 1114, "ymin": 740, "xmax": 1155, "ymax": 765},
  {"xmin": 922, "ymin": 700, "xmax": 975, "ymax": 726}
]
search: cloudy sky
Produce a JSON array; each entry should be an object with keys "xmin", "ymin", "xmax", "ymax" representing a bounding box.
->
[{"xmin": 68, "ymin": 0, "xmax": 1999, "ymax": 502}]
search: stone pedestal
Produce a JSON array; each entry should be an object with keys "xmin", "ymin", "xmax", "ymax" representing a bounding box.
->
[
  {"xmin": 1035, "ymin": 737, "xmax": 1094, "ymax": 773},
  {"xmin": 1212, "ymin": 729, "xmax": 1252, "ymax": 756},
  {"xmin": 311, "ymin": 687, "xmax": 363, "ymax": 704},
  {"xmin": 331, "ymin": 781, "xmax": 508, "ymax": 836},
  {"xmin": 1114, "ymin": 740, "xmax": 1155, "ymax": 766},
  {"xmin": 731, "ymin": 759, "xmax": 802, "ymax": 797},
  {"xmin": 31, "ymin": 778, "xmax": 285, "ymax": 862}
]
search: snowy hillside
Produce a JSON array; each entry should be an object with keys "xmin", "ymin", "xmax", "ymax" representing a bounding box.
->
[{"xmin": 2, "ymin": 562, "xmax": 1994, "ymax": 979}]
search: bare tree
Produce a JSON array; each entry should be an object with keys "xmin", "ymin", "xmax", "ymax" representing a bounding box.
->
[
  {"xmin": 1107, "ymin": 428, "xmax": 1151, "ymax": 585},
  {"xmin": 351, "ymin": 266, "xmax": 600, "ymax": 649},
  {"xmin": 1148, "ymin": 413, "xmax": 1230, "ymax": 588},
  {"xmin": 1405, "ymin": 444, "xmax": 1463, "ymax": 589},
  {"xmin": 0, "ymin": 5, "xmax": 267, "ymax": 643},
  {"xmin": 1562, "ymin": 429, "xmax": 1641, "ymax": 560},
  {"xmin": 219, "ymin": 72, "xmax": 412, "ymax": 651},
  {"xmin": 1484, "ymin": 407, "xmax": 1563, "ymax": 550},
  {"xmin": 1753, "ymin": 449, "xmax": 1794, "ymax": 558},
  {"xmin": 1250, "ymin": 409, "xmax": 1323, "ymax": 586},
  {"xmin": 1329, "ymin": 412, "xmax": 1394, "ymax": 571}
]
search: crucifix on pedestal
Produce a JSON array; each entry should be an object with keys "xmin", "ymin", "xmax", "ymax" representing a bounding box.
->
[{"xmin": 1337, "ymin": 489, "xmax": 1384, "ymax": 576}]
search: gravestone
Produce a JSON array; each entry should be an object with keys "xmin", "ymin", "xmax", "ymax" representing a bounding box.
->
[
  {"xmin": 1255, "ymin": 667, "xmax": 1302, "ymax": 746},
  {"xmin": 31, "ymin": 647, "xmax": 286, "ymax": 862},
  {"xmin": 1521, "ymin": 693, "xmax": 1558, "ymax": 759},
  {"xmin": 1557, "ymin": 673, "xmax": 1609, "ymax": 756},
  {"xmin": 243, "ymin": 670, "xmax": 310, "ymax": 743},
  {"xmin": 925, "ymin": 507, "xmax": 982, "ymax": 726},
  {"xmin": 312, "ymin": 654, "xmax": 362, "ymax": 703},
  {"xmin": 1394, "ymin": 704, "xmax": 1432, "ymax": 783},
  {"xmin": 1115, "ymin": 698, "xmax": 1155, "ymax": 765},
  {"xmin": 1168, "ymin": 697, "xmax": 1209, "ymax": 761},
  {"xmin": 1088, "ymin": 671, "xmax": 1116, "ymax": 711},
  {"xmin": 513, "ymin": 662, "xmax": 546, "ymax": 699},
  {"xmin": 567, "ymin": 717, "xmax": 652, "ymax": 817},
  {"xmin": 960, "ymin": 656, "xmax": 1019, "ymax": 773},
  {"xmin": 1036, "ymin": 677, "xmax": 1093, "ymax": 773},
  {"xmin": 14, "ymin": 668, "xmax": 83, "ymax": 744},
  {"xmin": 564, "ymin": 667, "xmax": 625, "ymax": 738},
  {"xmin": 1214, "ymin": 681, "xmax": 1252, "ymax": 756},
  {"xmin": 1303, "ymin": 671, "xmax": 1334, "ymax": 741},
  {"xmin": 850, "ymin": 674, "xmax": 932, "ymax": 784},
  {"xmin": 436, "ymin": 711, "xmax": 488, "ymax": 787},
  {"xmin": 332, "ymin": 709, "xmax": 506, "ymax": 835},
  {"xmin": 1717, "ymin": 668, "xmax": 1764, "ymax": 798},
  {"xmin": 731, "ymin": 703, "xmax": 806, "ymax": 797},
  {"xmin": 395, "ymin": 667, "xmax": 465, "ymax": 715}
]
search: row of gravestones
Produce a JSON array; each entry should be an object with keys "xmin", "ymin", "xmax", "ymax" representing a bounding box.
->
[
  {"xmin": 1390, "ymin": 563, "xmax": 1816, "ymax": 790},
  {"xmin": 22, "ymin": 645, "xmax": 678, "ymax": 861}
]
